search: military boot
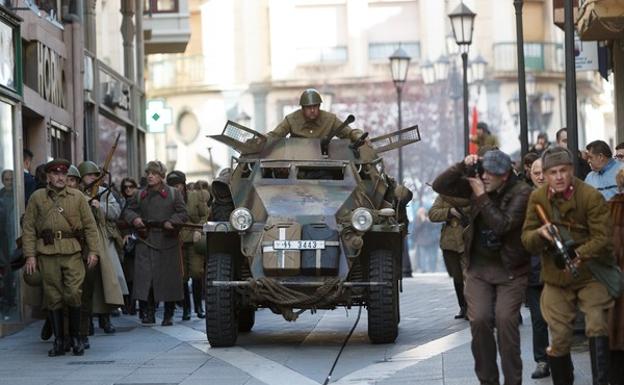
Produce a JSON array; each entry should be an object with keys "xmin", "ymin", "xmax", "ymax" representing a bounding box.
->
[
  {"xmin": 68, "ymin": 307, "xmax": 84, "ymax": 356},
  {"xmin": 98, "ymin": 313, "xmax": 116, "ymax": 334},
  {"xmin": 40, "ymin": 313, "xmax": 53, "ymax": 340},
  {"xmin": 453, "ymin": 280, "xmax": 467, "ymax": 320},
  {"xmin": 182, "ymin": 282, "xmax": 191, "ymax": 321},
  {"xmin": 162, "ymin": 302, "xmax": 175, "ymax": 326},
  {"xmin": 589, "ymin": 336, "xmax": 610, "ymax": 385},
  {"xmin": 548, "ymin": 353, "xmax": 574, "ymax": 385},
  {"xmin": 48, "ymin": 309, "xmax": 65, "ymax": 357},
  {"xmin": 192, "ymin": 279, "xmax": 205, "ymax": 319},
  {"xmin": 141, "ymin": 294, "xmax": 156, "ymax": 324}
]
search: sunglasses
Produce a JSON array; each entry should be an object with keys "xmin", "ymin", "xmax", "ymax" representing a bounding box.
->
[
  {"xmin": 614, "ymin": 154, "xmax": 624, "ymax": 160},
  {"xmin": 123, "ymin": 185, "xmax": 137, "ymax": 189}
]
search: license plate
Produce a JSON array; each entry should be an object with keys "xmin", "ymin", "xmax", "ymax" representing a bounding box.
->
[{"xmin": 273, "ymin": 240, "xmax": 325, "ymax": 250}]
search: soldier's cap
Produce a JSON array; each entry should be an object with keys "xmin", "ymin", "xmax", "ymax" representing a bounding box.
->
[
  {"xmin": 145, "ymin": 160, "xmax": 167, "ymax": 178},
  {"xmin": 482, "ymin": 150, "xmax": 512, "ymax": 175},
  {"xmin": 166, "ymin": 170, "xmax": 186, "ymax": 186},
  {"xmin": 542, "ymin": 147, "xmax": 573, "ymax": 170},
  {"xmin": 45, "ymin": 158, "xmax": 71, "ymax": 174}
]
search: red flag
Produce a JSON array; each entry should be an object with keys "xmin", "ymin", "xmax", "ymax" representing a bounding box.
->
[{"xmin": 469, "ymin": 106, "xmax": 478, "ymax": 155}]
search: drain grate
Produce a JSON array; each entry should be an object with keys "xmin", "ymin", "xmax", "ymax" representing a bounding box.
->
[{"xmin": 67, "ymin": 360, "xmax": 115, "ymax": 365}]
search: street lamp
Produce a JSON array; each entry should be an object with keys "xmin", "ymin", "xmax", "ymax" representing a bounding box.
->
[
  {"xmin": 389, "ymin": 46, "xmax": 411, "ymax": 186},
  {"xmin": 434, "ymin": 55, "xmax": 450, "ymax": 83},
  {"xmin": 166, "ymin": 142, "xmax": 178, "ymax": 171},
  {"xmin": 540, "ymin": 92, "xmax": 555, "ymax": 132},
  {"xmin": 470, "ymin": 54, "xmax": 487, "ymax": 84},
  {"xmin": 448, "ymin": 2, "xmax": 476, "ymax": 156},
  {"xmin": 421, "ymin": 59, "xmax": 436, "ymax": 85}
]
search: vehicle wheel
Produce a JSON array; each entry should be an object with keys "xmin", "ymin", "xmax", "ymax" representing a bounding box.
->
[
  {"xmin": 205, "ymin": 253, "xmax": 238, "ymax": 347},
  {"xmin": 238, "ymin": 308, "xmax": 255, "ymax": 332},
  {"xmin": 367, "ymin": 249, "xmax": 399, "ymax": 344}
]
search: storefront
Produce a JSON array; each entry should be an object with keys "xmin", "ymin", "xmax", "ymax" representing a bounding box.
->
[{"xmin": 0, "ymin": 4, "xmax": 23, "ymax": 333}]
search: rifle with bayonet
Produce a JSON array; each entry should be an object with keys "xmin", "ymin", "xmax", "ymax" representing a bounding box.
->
[
  {"xmin": 86, "ymin": 132, "xmax": 121, "ymax": 200},
  {"xmin": 535, "ymin": 203, "xmax": 580, "ymax": 278}
]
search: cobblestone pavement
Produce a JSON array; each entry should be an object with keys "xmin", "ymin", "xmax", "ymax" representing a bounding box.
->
[{"xmin": 0, "ymin": 274, "xmax": 592, "ymax": 384}]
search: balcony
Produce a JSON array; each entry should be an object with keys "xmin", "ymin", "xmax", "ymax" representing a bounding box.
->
[
  {"xmin": 492, "ymin": 42, "xmax": 564, "ymax": 76},
  {"xmin": 143, "ymin": 0, "xmax": 191, "ymax": 55},
  {"xmin": 147, "ymin": 54, "xmax": 210, "ymax": 92}
]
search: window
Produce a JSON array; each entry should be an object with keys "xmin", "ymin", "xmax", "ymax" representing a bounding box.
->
[
  {"xmin": 144, "ymin": 0, "xmax": 179, "ymax": 14},
  {"xmin": 49, "ymin": 121, "xmax": 71, "ymax": 160},
  {"xmin": 294, "ymin": 4, "xmax": 347, "ymax": 64},
  {"xmin": 367, "ymin": 1, "xmax": 420, "ymax": 61},
  {"xmin": 261, "ymin": 166, "xmax": 290, "ymax": 179},
  {"xmin": 368, "ymin": 42, "xmax": 420, "ymax": 61}
]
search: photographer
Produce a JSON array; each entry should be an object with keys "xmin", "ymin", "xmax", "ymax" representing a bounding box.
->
[{"xmin": 432, "ymin": 150, "xmax": 532, "ymax": 385}]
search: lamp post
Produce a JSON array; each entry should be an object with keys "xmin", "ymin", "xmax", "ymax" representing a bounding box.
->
[
  {"xmin": 448, "ymin": 2, "xmax": 476, "ymax": 156},
  {"xmin": 165, "ymin": 142, "xmax": 178, "ymax": 171},
  {"xmin": 389, "ymin": 46, "xmax": 411, "ymax": 186},
  {"xmin": 513, "ymin": 0, "xmax": 529, "ymax": 160}
]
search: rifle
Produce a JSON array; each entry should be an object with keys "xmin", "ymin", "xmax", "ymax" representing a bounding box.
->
[
  {"xmin": 535, "ymin": 203, "xmax": 579, "ymax": 278},
  {"xmin": 321, "ymin": 114, "xmax": 355, "ymax": 155},
  {"xmin": 87, "ymin": 132, "xmax": 121, "ymax": 199}
]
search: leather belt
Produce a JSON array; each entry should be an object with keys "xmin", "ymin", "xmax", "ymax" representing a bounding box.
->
[{"xmin": 39, "ymin": 231, "xmax": 77, "ymax": 240}]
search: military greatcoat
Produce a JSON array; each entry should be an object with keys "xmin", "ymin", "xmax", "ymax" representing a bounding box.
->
[
  {"xmin": 268, "ymin": 110, "xmax": 363, "ymax": 142},
  {"xmin": 123, "ymin": 183, "xmax": 188, "ymax": 302}
]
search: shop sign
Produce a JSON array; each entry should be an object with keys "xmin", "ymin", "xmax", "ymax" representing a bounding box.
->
[
  {"xmin": 574, "ymin": 33, "xmax": 598, "ymax": 72},
  {"xmin": 25, "ymin": 42, "xmax": 66, "ymax": 109},
  {"xmin": 0, "ymin": 20, "xmax": 15, "ymax": 90}
]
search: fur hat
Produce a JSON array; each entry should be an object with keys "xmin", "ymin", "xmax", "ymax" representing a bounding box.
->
[{"xmin": 145, "ymin": 160, "xmax": 167, "ymax": 178}]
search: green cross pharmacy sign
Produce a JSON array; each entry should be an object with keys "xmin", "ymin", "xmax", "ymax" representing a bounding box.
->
[{"xmin": 146, "ymin": 99, "xmax": 173, "ymax": 133}]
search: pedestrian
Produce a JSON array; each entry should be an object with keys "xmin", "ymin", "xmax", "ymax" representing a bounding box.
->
[
  {"xmin": 614, "ymin": 142, "xmax": 624, "ymax": 162},
  {"xmin": 119, "ymin": 177, "xmax": 139, "ymax": 316},
  {"xmin": 470, "ymin": 122, "xmax": 499, "ymax": 154},
  {"xmin": 522, "ymin": 146, "xmax": 620, "ymax": 384},
  {"xmin": 555, "ymin": 128, "xmax": 591, "ymax": 180},
  {"xmin": 123, "ymin": 161, "xmax": 188, "ymax": 326},
  {"xmin": 608, "ymin": 168, "xmax": 624, "ymax": 384},
  {"xmin": 520, "ymin": 152, "xmax": 539, "ymax": 187},
  {"xmin": 529, "ymin": 133, "xmax": 550, "ymax": 156},
  {"xmin": 21, "ymin": 159, "xmax": 101, "ymax": 356},
  {"xmin": 585, "ymin": 140, "xmax": 624, "ymax": 200},
  {"xmin": 166, "ymin": 171, "xmax": 209, "ymax": 320},
  {"xmin": 23, "ymin": 149, "xmax": 36, "ymax": 203},
  {"xmin": 432, "ymin": 149, "xmax": 531, "ymax": 385},
  {"xmin": 79, "ymin": 161, "xmax": 128, "ymax": 335},
  {"xmin": 525, "ymin": 158, "xmax": 550, "ymax": 379},
  {"xmin": 428, "ymin": 194, "xmax": 470, "ymax": 319}
]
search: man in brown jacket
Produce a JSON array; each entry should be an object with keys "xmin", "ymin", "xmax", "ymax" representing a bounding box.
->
[
  {"xmin": 123, "ymin": 161, "xmax": 188, "ymax": 326},
  {"xmin": 432, "ymin": 150, "xmax": 532, "ymax": 385},
  {"xmin": 428, "ymin": 195, "xmax": 470, "ymax": 319},
  {"xmin": 522, "ymin": 147, "xmax": 615, "ymax": 385}
]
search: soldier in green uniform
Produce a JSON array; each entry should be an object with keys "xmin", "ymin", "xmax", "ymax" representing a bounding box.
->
[
  {"xmin": 522, "ymin": 147, "xmax": 618, "ymax": 384},
  {"xmin": 166, "ymin": 171, "xmax": 209, "ymax": 320},
  {"xmin": 268, "ymin": 89, "xmax": 364, "ymax": 142},
  {"xmin": 22, "ymin": 159, "xmax": 100, "ymax": 357}
]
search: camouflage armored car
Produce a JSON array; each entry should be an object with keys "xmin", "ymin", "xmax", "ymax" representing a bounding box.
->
[{"xmin": 203, "ymin": 118, "xmax": 419, "ymax": 347}]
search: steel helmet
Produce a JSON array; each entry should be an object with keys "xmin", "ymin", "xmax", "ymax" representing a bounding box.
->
[
  {"xmin": 67, "ymin": 165, "xmax": 81, "ymax": 179},
  {"xmin": 78, "ymin": 161, "xmax": 100, "ymax": 177},
  {"xmin": 299, "ymin": 89, "xmax": 322, "ymax": 107}
]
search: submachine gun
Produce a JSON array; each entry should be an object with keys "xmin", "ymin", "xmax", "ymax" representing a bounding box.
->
[
  {"xmin": 321, "ymin": 114, "xmax": 355, "ymax": 156},
  {"xmin": 535, "ymin": 203, "xmax": 580, "ymax": 278}
]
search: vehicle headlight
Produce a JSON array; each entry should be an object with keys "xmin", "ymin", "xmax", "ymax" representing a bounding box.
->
[
  {"xmin": 351, "ymin": 208, "xmax": 374, "ymax": 232},
  {"xmin": 230, "ymin": 208, "xmax": 253, "ymax": 231}
]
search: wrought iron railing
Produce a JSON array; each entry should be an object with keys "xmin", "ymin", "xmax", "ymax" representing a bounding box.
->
[{"xmin": 492, "ymin": 42, "xmax": 564, "ymax": 73}]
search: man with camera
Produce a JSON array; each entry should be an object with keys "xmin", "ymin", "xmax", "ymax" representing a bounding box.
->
[{"xmin": 432, "ymin": 150, "xmax": 532, "ymax": 385}]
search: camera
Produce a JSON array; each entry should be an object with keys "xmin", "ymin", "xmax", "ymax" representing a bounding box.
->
[
  {"xmin": 480, "ymin": 229, "xmax": 502, "ymax": 250},
  {"xmin": 466, "ymin": 160, "xmax": 484, "ymax": 178}
]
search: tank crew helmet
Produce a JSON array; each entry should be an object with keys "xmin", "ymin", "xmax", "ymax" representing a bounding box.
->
[
  {"xmin": 78, "ymin": 161, "xmax": 100, "ymax": 177},
  {"xmin": 67, "ymin": 165, "xmax": 81, "ymax": 179},
  {"xmin": 44, "ymin": 158, "xmax": 71, "ymax": 174},
  {"xmin": 145, "ymin": 160, "xmax": 167, "ymax": 178},
  {"xmin": 166, "ymin": 170, "xmax": 187, "ymax": 187},
  {"xmin": 299, "ymin": 88, "xmax": 322, "ymax": 107}
]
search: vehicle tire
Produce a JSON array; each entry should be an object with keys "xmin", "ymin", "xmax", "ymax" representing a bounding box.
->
[
  {"xmin": 238, "ymin": 308, "xmax": 255, "ymax": 332},
  {"xmin": 205, "ymin": 253, "xmax": 238, "ymax": 347},
  {"xmin": 367, "ymin": 249, "xmax": 399, "ymax": 344}
]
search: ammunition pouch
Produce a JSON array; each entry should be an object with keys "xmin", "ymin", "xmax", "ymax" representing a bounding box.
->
[{"xmin": 40, "ymin": 229, "xmax": 55, "ymax": 245}]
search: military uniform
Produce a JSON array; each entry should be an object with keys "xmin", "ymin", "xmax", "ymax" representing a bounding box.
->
[
  {"xmin": 522, "ymin": 177, "xmax": 615, "ymax": 383},
  {"xmin": 22, "ymin": 159, "xmax": 100, "ymax": 356},
  {"xmin": 268, "ymin": 109, "xmax": 363, "ymax": 142}
]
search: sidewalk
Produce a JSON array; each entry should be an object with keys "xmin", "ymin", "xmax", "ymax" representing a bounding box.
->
[{"xmin": 0, "ymin": 274, "xmax": 593, "ymax": 385}]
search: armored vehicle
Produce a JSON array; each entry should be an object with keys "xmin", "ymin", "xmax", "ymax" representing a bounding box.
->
[{"xmin": 203, "ymin": 118, "xmax": 419, "ymax": 347}]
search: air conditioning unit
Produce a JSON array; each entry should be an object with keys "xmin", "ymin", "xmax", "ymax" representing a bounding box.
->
[{"xmin": 103, "ymin": 81, "xmax": 130, "ymax": 110}]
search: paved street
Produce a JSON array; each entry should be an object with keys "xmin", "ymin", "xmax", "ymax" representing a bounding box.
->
[{"xmin": 0, "ymin": 274, "xmax": 592, "ymax": 385}]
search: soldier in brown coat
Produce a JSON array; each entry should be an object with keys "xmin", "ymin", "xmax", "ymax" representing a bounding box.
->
[
  {"xmin": 428, "ymin": 195, "xmax": 470, "ymax": 319},
  {"xmin": 522, "ymin": 147, "xmax": 616, "ymax": 385},
  {"xmin": 22, "ymin": 159, "xmax": 100, "ymax": 357},
  {"xmin": 268, "ymin": 89, "xmax": 364, "ymax": 142},
  {"xmin": 123, "ymin": 161, "xmax": 188, "ymax": 326}
]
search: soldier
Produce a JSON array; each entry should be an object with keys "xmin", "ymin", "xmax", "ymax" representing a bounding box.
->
[
  {"xmin": 22, "ymin": 159, "xmax": 100, "ymax": 356},
  {"xmin": 123, "ymin": 161, "xmax": 188, "ymax": 326},
  {"xmin": 79, "ymin": 161, "xmax": 127, "ymax": 335},
  {"xmin": 267, "ymin": 89, "xmax": 364, "ymax": 142},
  {"xmin": 66, "ymin": 165, "xmax": 81, "ymax": 189},
  {"xmin": 166, "ymin": 171, "xmax": 209, "ymax": 320},
  {"xmin": 522, "ymin": 147, "xmax": 619, "ymax": 384}
]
